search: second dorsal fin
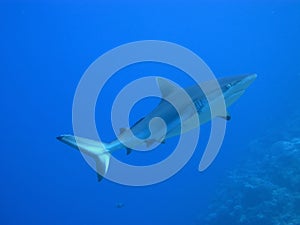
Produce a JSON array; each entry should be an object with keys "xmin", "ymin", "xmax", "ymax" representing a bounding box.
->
[{"xmin": 119, "ymin": 128, "xmax": 127, "ymax": 134}]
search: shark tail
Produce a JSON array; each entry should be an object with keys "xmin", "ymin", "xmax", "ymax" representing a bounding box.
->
[{"xmin": 56, "ymin": 135, "xmax": 111, "ymax": 182}]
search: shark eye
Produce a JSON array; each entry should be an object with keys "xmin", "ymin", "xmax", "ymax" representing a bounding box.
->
[{"xmin": 225, "ymin": 83, "xmax": 232, "ymax": 89}]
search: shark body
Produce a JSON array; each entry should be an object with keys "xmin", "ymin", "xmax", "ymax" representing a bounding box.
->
[{"xmin": 57, "ymin": 74, "xmax": 257, "ymax": 181}]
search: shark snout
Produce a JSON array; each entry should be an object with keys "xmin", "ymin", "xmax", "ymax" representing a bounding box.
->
[
  {"xmin": 240, "ymin": 74, "xmax": 257, "ymax": 87},
  {"xmin": 232, "ymin": 74, "xmax": 257, "ymax": 92},
  {"xmin": 244, "ymin": 73, "xmax": 257, "ymax": 82}
]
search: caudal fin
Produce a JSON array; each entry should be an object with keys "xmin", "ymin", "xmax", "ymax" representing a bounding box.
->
[{"xmin": 57, "ymin": 135, "xmax": 111, "ymax": 182}]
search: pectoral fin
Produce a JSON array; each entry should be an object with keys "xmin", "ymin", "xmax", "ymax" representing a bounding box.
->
[
  {"xmin": 218, "ymin": 112, "xmax": 231, "ymax": 121},
  {"xmin": 145, "ymin": 138, "xmax": 166, "ymax": 147}
]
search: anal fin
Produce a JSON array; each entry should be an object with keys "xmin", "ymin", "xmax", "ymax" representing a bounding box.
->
[
  {"xmin": 119, "ymin": 128, "xmax": 127, "ymax": 134},
  {"xmin": 126, "ymin": 148, "xmax": 133, "ymax": 155}
]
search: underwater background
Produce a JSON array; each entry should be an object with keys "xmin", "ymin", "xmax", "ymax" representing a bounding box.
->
[{"xmin": 1, "ymin": 1, "xmax": 300, "ymax": 225}]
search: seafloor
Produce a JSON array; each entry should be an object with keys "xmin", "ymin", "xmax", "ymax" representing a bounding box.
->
[{"xmin": 198, "ymin": 112, "xmax": 300, "ymax": 225}]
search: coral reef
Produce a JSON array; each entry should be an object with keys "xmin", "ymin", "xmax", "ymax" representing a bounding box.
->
[{"xmin": 199, "ymin": 114, "xmax": 300, "ymax": 225}]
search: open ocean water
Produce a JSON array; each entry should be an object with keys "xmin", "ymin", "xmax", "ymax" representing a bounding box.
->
[{"xmin": 1, "ymin": 1, "xmax": 300, "ymax": 225}]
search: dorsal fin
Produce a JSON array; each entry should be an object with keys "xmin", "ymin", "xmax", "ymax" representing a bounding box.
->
[{"xmin": 156, "ymin": 77, "xmax": 178, "ymax": 98}]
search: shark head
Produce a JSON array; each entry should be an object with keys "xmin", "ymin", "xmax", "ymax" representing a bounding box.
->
[{"xmin": 219, "ymin": 74, "xmax": 257, "ymax": 107}]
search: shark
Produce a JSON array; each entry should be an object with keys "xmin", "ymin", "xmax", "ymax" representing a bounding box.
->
[{"xmin": 57, "ymin": 74, "xmax": 257, "ymax": 181}]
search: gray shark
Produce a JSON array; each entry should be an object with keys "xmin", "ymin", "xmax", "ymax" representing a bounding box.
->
[{"xmin": 57, "ymin": 74, "xmax": 257, "ymax": 181}]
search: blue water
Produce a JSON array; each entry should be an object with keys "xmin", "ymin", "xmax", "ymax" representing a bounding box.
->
[{"xmin": 1, "ymin": 1, "xmax": 300, "ymax": 225}]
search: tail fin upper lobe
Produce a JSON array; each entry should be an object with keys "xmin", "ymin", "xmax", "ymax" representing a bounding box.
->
[{"xmin": 57, "ymin": 135, "xmax": 110, "ymax": 181}]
